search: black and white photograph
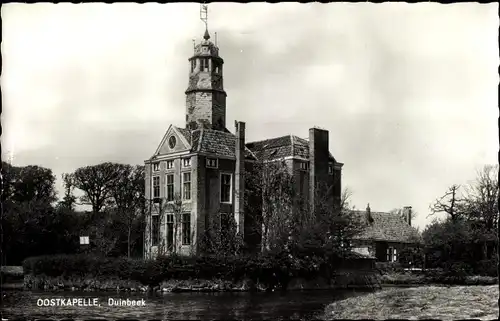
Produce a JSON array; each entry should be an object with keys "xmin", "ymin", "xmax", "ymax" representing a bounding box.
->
[{"xmin": 1, "ymin": 2, "xmax": 498, "ymax": 320}]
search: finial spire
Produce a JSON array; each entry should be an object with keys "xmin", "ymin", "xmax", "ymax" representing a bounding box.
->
[{"xmin": 200, "ymin": 4, "xmax": 210, "ymax": 40}]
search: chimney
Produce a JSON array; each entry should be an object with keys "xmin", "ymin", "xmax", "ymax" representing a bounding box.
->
[
  {"xmin": 366, "ymin": 203, "xmax": 373, "ymax": 224},
  {"xmin": 234, "ymin": 121, "xmax": 246, "ymax": 236},
  {"xmin": 403, "ymin": 206, "xmax": 412, "ymax": 226},
  {"xmin": 309, "ymin": 127, "xmax": 330, "ymax": 213}
]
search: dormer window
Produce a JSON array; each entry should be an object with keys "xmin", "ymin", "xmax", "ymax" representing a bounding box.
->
[{"xmin": 200, "ymin": 58, "xmax": 210, "ymax": 72}]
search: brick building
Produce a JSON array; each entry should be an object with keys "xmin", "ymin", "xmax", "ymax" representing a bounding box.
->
[{"xmin": 144, "ymin": 28, "xmax": 343, "ymax": 258}]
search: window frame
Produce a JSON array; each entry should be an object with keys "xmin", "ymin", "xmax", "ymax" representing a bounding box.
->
[
  {"xmin": 151, "ymin": 214, "xmax": 160, "ymax": 246},
  {"xmin": 220, "ymin": 173, "xmax": 233, "ymax": 204},
  {"xmin": 166, "ymin": 214, "xmax": 174, "ymax": 251},
  {"xmin": 153, "ymin": 162, "xmax": 160, "ymax": 172},
  {"xmin": 166, "ymin": 174, "xmax": 174, "ymax": 201},
  {"xmin": 328, "ymin": 163, "xmax": 334, "ymax": 175},
  {"xmin": 299, "ymin": 161, "xmax": 309, "ymax": 171},
  {"xmin": 166, "ymin": 160, "xmax": 174, "ymax": 170},
  {"xmin": 182, "ymin": 213, "xmax": 191, "ymax": 245},
  {"xmin": 200, "ymin": 58, "xmax": 210, "ymax": 72},
  {"xmin": 182, "ymin": 172, "xmax": 191, "ymax": 201},
  {"xmin": 387, "ymin": 247, "xmax": 398, "ymax": 262},
  {"xmin": 182, "ymin": 157, "xmax": 191, "ymax": 168},
  {"xmin": 152, "ymin": 176, "xmax": 160, "ymax": 199},
  {"xmin": 206, "ymin": 158, "xmax": 219, "ymax": 169}
]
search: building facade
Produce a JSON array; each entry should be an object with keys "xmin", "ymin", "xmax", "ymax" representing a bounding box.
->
[
  {"xmin": 144, "ymin": 28, "xmax": 343, "ymax": 258},
  {"xmin": 351, "ymin": 205, "xmax": 421, "ymax": 262}
]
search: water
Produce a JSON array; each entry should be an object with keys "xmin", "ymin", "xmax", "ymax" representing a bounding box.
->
[{"xmin": 1, "ymin": 289, "xmax": 373, "ymax": 320}]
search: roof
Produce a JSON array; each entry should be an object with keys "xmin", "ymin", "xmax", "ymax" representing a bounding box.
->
[
  {"xmin": 191, "ymin": 128, "xmax": 257, "ymax": 160},
  {"xmin": 351, "ymin": 210, "xmax": 422, "ymax": 244},
  {"xmin": 246, "ymin": 135, "xmax": 338, "ymax": 163}
]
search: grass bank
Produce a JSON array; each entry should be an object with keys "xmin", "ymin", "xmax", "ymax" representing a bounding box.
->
[
  {"xmin": 380, "ymin": 272, "xmax": 498, "ymax": 286},
  {"xmin": 323, "ymin": 285, "xmax": 499, "ymax": 320}
]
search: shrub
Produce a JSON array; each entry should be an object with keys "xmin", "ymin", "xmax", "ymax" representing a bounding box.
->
[
  {"xmin": 23, "ymin": 252, "xmax": 376, "ymax": 289},
  {"xmin": 375, "ymin": 262, "xmax": 405, "ymax": 274}
]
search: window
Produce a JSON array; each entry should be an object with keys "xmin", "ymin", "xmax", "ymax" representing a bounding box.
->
[
  {"xmin": 387, "ymin": 247, "xmax": 398, "ymax": 262},
  {"xmin": 183, "ymin": 157, "xmax": 191, "ymax": 167},
  {"xmin": 200, "ymin": 58, "xmax": 209, "ymax": 72},
  {"xmin": 153, "ymin": 162, "xmax": 160, "ymax": 172},
  {"xmin": 221, "ymin": 173, "xmax": 232, "ymax": 203},
  {"xmin": 191, "ymin": 60, "xmax": 196, "ymax": 73},
  {"xmin": 213, "ymin": 60, "xmax": 220, "ymax": 74},
  {"xmin": 300, "ymin": 162, "xmax": 309, "ymax": 171},
  {"xmin": 152, "ymin": 214, "xmax": 160, "ymax": 246},
  {"xmin": 166, "ymin": 174, "xmax": 174, "ymax": 201},
  {"xmin": 182, "ymin": 213, "xmax": 191, "ymax": 245},
  {"xmin": 152, "ymin": 176, "xmax": 160, "ymax": 198},
  {"xmin": 166, "ymin": 160, "xmax": 174, "ymax": 170},
  {"xmin": 183, "ymin": 172, "xmax": 191, "ymax": 200},
  {"xmin": 206, "ymin": 158, "xmax": 218, "ymax": 168},
  {"xmin": 166, "ymin": 214, "xmax": 174, "ymax": 251},
  {"xmin": 168, "ymin": 136, "xmax": 177, "ymax": 149},
  {"xmin": 328, "ymin": 163, "xmax": 334, "ymax": 175}
]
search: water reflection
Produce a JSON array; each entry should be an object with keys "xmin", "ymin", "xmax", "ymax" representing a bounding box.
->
[{"xmin": 2, "ymin": 289, "xmax": 373, "ymax": 320}]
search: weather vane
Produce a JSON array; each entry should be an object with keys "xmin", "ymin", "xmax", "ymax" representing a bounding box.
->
[{"xmin": 200, "ymin": 4, "xmax": 208, "ymax": 31}]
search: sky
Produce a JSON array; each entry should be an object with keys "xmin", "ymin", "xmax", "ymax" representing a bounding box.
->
[{"xmin": 2, "ymin": 2, "xmax": 498, "ymax": 231}]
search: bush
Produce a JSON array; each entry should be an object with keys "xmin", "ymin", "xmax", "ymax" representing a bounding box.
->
[
  {"xmin": 474, "ymin": 259, "xmax": 498, "ymax": 277},
  {"xmin": 23, "ymin": 252, "xmax": 376, "ymax": 289},
  {"xmin": 375, "ymin": 262, "xmax": 405, "ymax": 274}
]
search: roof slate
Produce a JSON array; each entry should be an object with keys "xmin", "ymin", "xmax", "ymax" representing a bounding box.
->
[
  {"xmin": 188, "ymin": 128, "xmax": 257, "ymax": 160},
  {"xmin": 246, "ymin": 135, "xmax": 338, "ymax": 162},
  {"xmin": 175, "ymin": 127, "xmax": 192, "ymax": 145},
  {"xmin": 351, "ymin": 211, "xmax": 422, "ymax": 244}
]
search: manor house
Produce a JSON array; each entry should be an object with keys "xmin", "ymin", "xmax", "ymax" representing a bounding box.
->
[{"xmin": 144, "ymin": 27, "xmax": 343, "ymax": 258}]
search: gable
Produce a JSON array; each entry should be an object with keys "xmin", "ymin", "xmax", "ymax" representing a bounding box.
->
[{"xmin": 154, "ymin": 125, "xmax": 191, "ymax": 156}]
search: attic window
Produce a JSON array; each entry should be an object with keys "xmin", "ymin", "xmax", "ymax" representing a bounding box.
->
[
  {"xmin": 153, "ymin": 163, "xmax": 160, "ymax": 172},
  {"xmin": 206, "ymin": 158, "xmax": 218, "ymax": 169},
  {"xmin": 183, "ymin": 157, "xmax": 191, "ymax": 167},
  {"xmin": 166, "ymin": 160, "xmax": 174, "ymax": 169}
]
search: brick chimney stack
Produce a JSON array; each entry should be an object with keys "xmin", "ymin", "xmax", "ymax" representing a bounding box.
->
[
  {"xmin": 403, "ymin": 206, "xmax": 412, "ymax": 226},
  {"xmin": 234, "ymin": 121, "xmax": 246, "ymax": 236},
  {"xmin": 366, "ymin": 203, "xmax": 373, "ymax": 224},
  {"xmin": 309, "ymin": 127, "xmax": 330, "ymax": 213}
]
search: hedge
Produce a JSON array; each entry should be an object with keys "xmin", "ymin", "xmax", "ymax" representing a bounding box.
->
[{"xmin": 22, "ymin": 252, "xmax": 370, "ymax": 287}]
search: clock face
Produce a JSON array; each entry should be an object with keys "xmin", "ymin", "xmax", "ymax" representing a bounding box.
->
[{"xmin": 168, "ymin": 136, "xmax": 177, "ymax": 149}]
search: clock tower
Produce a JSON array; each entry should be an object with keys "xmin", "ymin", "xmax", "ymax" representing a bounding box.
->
[{"xmin": 185, "ymin": 26, "xmax": 227, "ymax": 131}]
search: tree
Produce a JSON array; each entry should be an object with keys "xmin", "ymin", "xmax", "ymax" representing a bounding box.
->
[
  {"xmin": 461, "ymin": 165, "xmax": 499, "ymax": 259},
  {"xmin": 244, "ymin": 159, "xmax": 295, "ymax": 253},
  {"xmin": 1, "ymin": 162, "xmax": 59, "ymax": 264},
  {"xmin": 68, "ymin": 162, "xmax": 123, "ymax": 221},
  {"xmin": 429, "ymin": 184, "xmax": 464, "ymax": 222},
  {"xmin": 108, "ymin": 165, "xmax": 145, "ymax": 257}
]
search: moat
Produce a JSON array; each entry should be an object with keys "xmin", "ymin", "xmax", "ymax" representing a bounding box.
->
[{"xmin": 2, "ymin": 289, "xmax": 372, "ymax": 320}]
